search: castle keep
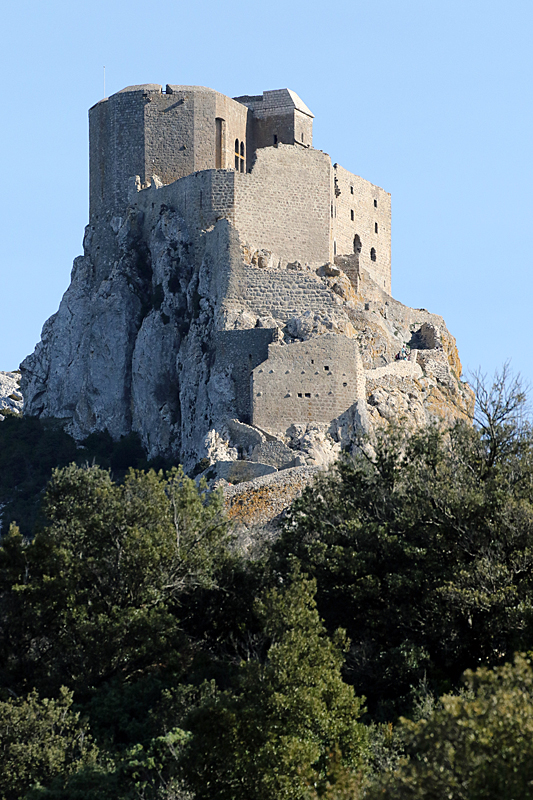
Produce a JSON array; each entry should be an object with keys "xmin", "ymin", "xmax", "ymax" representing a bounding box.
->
[
  {"xmin": 21, "ymin": 83, "xmax": 472, "ymax": 477},
  {"xmin": 90, "ymin": 84, "xmax": 391, "ymax": 293}
]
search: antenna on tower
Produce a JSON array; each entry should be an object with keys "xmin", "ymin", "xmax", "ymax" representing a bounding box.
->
[{"xmin": 103, "ymin": 66, "xmax": 106, "ymax": 98}]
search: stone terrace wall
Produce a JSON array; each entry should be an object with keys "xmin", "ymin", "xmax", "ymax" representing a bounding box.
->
[
  {"xmin": 252, "ymin": 334, "xmax": 365, "ymax": 433},
  {"xmin": 234, "ymin": 144, "xmax": 332, "ymax": 267},
  {"xmin": 333, "ymin": 164, "xmax": 391, "ymax": 293},
  {"xmin": 220, "ymin": 262, "xmax": 340, "ymax": 326},
  {"xmin": 223, "ymin": 465, "xmax": 321, "ymax": 534}
]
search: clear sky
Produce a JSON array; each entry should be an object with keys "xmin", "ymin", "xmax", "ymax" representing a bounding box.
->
[{"xmin": 1, "ymin": 0, "xmax": 532, "ymax": 395}]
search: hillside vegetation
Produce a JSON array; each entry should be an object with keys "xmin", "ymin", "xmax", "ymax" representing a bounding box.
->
[{"xmin": 1, "ymin": 370, "xmax": 533, "ymax": 798}]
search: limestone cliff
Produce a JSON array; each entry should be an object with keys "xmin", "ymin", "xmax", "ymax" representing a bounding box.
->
[
  {"xmin": 20, "ymin": 192, "xmax": 473, "ymax": 480},
  {"xmin": 0, "ymin": 372, "xmax": 23, "ymax": 420}
]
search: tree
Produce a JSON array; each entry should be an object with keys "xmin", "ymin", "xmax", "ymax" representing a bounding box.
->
[
  {"xmin": 0, "ymin": 687, "xmax": 98, "ymax": 800},
  {"xmin": 180, "ymin": 573, "xmax": 368, "ymax": 800},
  {"xmin": 370, "ymin": 654, "xmax": 533, "ymax": 800},
  {"xmin": 0, "ymin": 464, "xmax": 229, "ymax": 696},
  {"xmin": 271, "ymin": 371, "xmax": 533, "ymax": 717}
]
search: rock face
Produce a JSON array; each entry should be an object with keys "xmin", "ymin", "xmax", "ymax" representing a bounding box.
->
[
  {"xmin": 0, "ymin": 372, "xmax": 23, "ymax": 420},
  {"xmin": 20, "ymin": 204, "xmax": 473, "ymax": 477}
]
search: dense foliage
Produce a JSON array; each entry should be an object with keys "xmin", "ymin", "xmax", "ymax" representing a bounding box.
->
[
  {"xmin": 271, "ymin": 372, "xmax": 533, "ymax": 718},
  {"xmin": 0, "ymin": 415, "xmax": 159, "ymax": 536},
  {"xmin": 2, "ymin": 369, "xmax": 533, "ymax": 798},
  {"xmin": 369, "ymin": 654, "xmax": 533, "ymax": 799}
]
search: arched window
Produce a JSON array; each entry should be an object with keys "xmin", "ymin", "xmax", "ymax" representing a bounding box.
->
[
  {"xmin": 354, "ymin": 234, "xmax": 362, "ymax": 254},
  {"xmin": 240, "ymin": 141, "xmax": 245, "ymax": 172},
  {"xmin": 370, "ymin": 247, "xmax": 376, "ymax": 262}
]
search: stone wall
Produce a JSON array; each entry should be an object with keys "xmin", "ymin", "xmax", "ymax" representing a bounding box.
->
[
  {"xmin": 252, "ymin": 334, "xmax": 365, "ymax": 433},
  {"xmin": 234, "ymin": 144, "xmax": 332, "ymax": 267},
  {"xmin": 235, "ymin": 89, "xmax": 314, "ymax": 150},
  {"xmin": 221, "ymin": 261, "xmax": 339, "ymax": 326},
  {"xmin": 133, "ymin": 144, "xmax": 334, "ymax": 272},
  {"xmin": 332, "ymin": 164, "xmax": 391, "ymax": 293},
  {"xmin": 90, "ymin": 84, "xmax": 250, "ymax": 221},
  {"xmin": 214, "ymin": 329, "xmax": 276, "ymax": 423}
]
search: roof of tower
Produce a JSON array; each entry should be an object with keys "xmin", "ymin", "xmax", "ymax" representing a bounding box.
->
[{"xmin": 234, "ymin": 88, "xmax": 314, "ymax": 119}]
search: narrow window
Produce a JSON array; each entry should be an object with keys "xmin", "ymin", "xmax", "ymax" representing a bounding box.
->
[
  {"xmin": 305, "ymin": 392, "xmax": 311, "ymax": 398},
  {"xmin": 273, "ymin": 134, "xmax": 278, "ymax": 145},
  {"xmin": 354, "ymin": 234, "xmax": 361, "ymax": 254},
  {"xmin": 334, "ymin": 240, "xmax": 337, "ymax": 256},
  {"xmin": 371, "ymin": 247, "xmax": 376, "ymax": 262},
  {"xmin": 351, "ymin": 209, "xmax": 354, "ymax": 221},
  {"xmin": 235, "ymin": 139, "xmax": 240, "ymax": 170},
  {"xmin": 215, "ymin": 118, "xmax": 225, "ymax": 168},
  {"xmin": 331, "ymin": 202, "xmax": 333, "ymax": 218},
  {"xmin": 350, "ymin": 186, "xmax": 354, "ymax": 194},
  {"xmin": 298, "ymin": 393, "xmax": 302, "ymax": 398},
  {"xmin": 374, "ymin": 199, "xmax": 378, "ymax": 208},
  {"xmin": 375, "ymin": 222, "xmax": 378, "ymax": 233},
  {"xmin": 240, "ymin": 141, "xmax": 245, "ymax": 172},
  {"xmin": 301, "ymin": 132, "xmax": 304, "ymax": 142}
]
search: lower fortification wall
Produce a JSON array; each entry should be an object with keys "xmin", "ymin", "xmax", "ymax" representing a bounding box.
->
[{"xmin": 252, "ymin": 334, "xmax": 365, "ymax": 432}]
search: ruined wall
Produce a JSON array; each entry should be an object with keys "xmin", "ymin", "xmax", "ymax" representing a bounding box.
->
[
  {"xmin": 252, "ymin": 335, "xmax": 365, "ymax": 432},
  {"xmin": 221, "ymin": 261, "xmax": 339, "ymax": 326},
  {"xmin": 132, "ymin": 169, "xmax": 236, "ymax": 265},
  {"xmin": 332, "ymin": 164, "xmax": 391, "ymax": 293},
  {"xmin": 234, "ymin": 144, "xmax": 332, "ymax": 267},
  {"xmin": 214, "ymin": 329, "xmax": 276, "ymax": 423}
]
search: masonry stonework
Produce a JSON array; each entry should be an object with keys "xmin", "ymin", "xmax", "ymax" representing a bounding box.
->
[
  {"xmin": 89, "ymin": 83, "xmax": 391, "ymax": 289},
  {"xmin": 252, "ymin": 335, "xmax": 365, "ymax": 433}
]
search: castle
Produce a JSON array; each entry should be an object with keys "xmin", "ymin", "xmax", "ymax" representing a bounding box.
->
[
  {"xmin": 90, "ymin": 84, "xmax": 391, "ymax": 293},
  {"xmin": 21, "ymin": 83, "xmax": 470, "ymax": 477}
]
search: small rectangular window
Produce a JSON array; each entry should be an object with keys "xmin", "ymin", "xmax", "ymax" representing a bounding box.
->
[
  {"xmin": 298, "ymin": 393, "xmax": 302, "ymax": 398},
  {"xmin": 350, "ymin": 210, "xmax": 354, "ymax": 221},
  {"xmin": 350, "ymin": 186, "xmax": 354, "ymax": 194},
  {"xmin": 374, "ymin": 199, "xmax": 378, "ymax": 207},
  {"xmin": 305, "ymin": 392, "xmax": 311, "ymax": 398},
  {"xmin": 324, "ymin": 366, "xmax": 329, "ymax": 371},
  {"xmin": 375, "ymin": 222, "xmax": 378, "ymax": 233}
]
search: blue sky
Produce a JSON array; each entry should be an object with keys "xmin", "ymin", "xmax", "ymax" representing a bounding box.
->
[{"xmin": 1, "ymin": 0, "xmax": 532, "ymax": 396}]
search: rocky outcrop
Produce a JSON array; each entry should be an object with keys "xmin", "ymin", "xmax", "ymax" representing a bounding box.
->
[
  {"xmin": 20, "ymin": 189, "xmax": 473, "ymax": 481},
  {"xmin": 0, "ymin": 372, "xmax": 23, "ymax": 420}
]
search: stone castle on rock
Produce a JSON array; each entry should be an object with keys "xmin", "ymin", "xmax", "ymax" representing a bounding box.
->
[{"xmin": 21, "ymin": 84, "xmax": 473, "ymax": 488}]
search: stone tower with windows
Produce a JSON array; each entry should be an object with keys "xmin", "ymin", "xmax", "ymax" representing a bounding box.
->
[{"xmin": 89, "ymin": 83, "xmax": 391, "ymax": 293}]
